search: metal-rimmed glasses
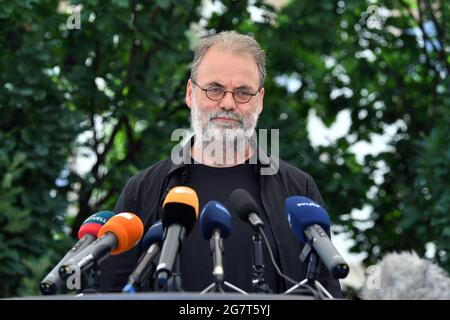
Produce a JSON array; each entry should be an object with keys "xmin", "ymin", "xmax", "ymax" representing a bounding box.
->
[{"xmin": 190, "ymin": 78, "xmax": 261, "ymax": 104}]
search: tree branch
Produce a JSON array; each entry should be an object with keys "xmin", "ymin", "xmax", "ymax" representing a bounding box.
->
[
  {"xmin": 422, "ymin": 0, "xmax": 450, "ymax": 73},
  {"xmin": 93, "ymin": 188, "xmax": 115, "ymax": 211},
  {"xmin": 90, "ymin": 116, "xmax": 126, "ymax": 177},
  {"xmin": 71, "ymin": 1, "xmax": 140, "ymax": 236},
  {"xmin": 423, "ymin": 0, "xmax": 445, "ymax": 45},
  {"xmin": 402, "ymin": 1, "xmax": 439, "ymax": 74},
  {"xmin": 416, "ymin": 0, "xmax": 441, "ymax": 55}
]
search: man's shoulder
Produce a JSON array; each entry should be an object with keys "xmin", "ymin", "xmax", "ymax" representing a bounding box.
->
[
  {"xmin": 275, "ymin": 158, "xmax": 324, "ymax": 205},
  {"xmin": 277, "ymin": 158, "xmax": 314, "ymax": 182},
  {"xmin": 126, "ymin": 158, "xmax": 173, "ymax": 189}
]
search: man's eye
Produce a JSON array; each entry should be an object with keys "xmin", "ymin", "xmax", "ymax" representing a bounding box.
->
[
  {"xmin": 208, "ymin": 87, "xmax": 223, "ymax": 94},
  {"xmin": 236, "ymin": 90, "xmax": 251, "ymax": 97}
]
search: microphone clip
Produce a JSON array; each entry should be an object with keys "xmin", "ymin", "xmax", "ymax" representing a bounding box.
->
[
  {"xmin": 79, "ymin": 265, "xmax": 100, "ymax": 294},
  {"xmin": 284, "ymin": 243, "xmax": 333, "ymax": 299},
  {"xmin": 250, "ymin": 232, "xmax": 273, "ymax": 294}
]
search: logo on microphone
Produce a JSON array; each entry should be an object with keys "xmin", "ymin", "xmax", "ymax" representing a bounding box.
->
[
  {"xmin": 85, "ymin": 216, "xmax": 108, "ymax": 224},
  {"xmin": 296, "ymin": 202, "xmax": 321, "ymax": 208}
]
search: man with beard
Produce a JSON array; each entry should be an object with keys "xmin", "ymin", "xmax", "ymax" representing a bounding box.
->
[{"xmin": 98, "ymin": 31, "xmax": 342, "ymax": 297}]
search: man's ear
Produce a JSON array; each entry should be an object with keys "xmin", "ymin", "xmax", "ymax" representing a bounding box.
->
[
  {"xmin": 258, "ymin": 87, "xmax": 264, "ymax": 114},
  {"xmin": 186, "ymin": 79, "xmax": 193, "ymax": 109}
]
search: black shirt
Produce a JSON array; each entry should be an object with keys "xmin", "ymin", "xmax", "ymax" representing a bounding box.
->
[{"xmin": 181, "ymin": 159, "xmax": 281, "ymax": 293}]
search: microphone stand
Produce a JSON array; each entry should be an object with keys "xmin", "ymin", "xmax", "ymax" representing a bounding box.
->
[
  {"xmin": 123, "ymin": 250, "xmax": 161, "ymax": 293},
  {"xmin": 78, "ymin": 265, "xmax": 100, "ymax": 294},
  {"xmin": 157, "ymin": 255, "xmax": 184, "ymax": 292},
  {"xmin": 284, "ymin": 243, "xmax": 333, "ymax": 299},
  {"xmin": 171, "ymin": 256, "xmax": 184, "ymax": 292},
  {"xmin": 201, "ymin": 230, "xmax": 248, "ymax": 295},
  {"xmin": 251, "ymin": 232, "xmax": 272, "ymax": 294}
]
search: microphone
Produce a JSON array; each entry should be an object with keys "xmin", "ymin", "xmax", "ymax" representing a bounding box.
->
[
  {"xmin": 39, "ymin": 211, "xmax": 115, "ymax": 295},
  {"xmin": 228, "ymin": 189, "xmax": 272, "ymax": 293},
  {"xmin": 361, "ymin": 251, "xmax": 450, "ymax": 300},
  {"xmin": 155, "ymin": 186, "xmax": 199, "ymax": 288},
  {"xmin": 228, "ymin": 189, "xmax": 264, "ymax": 230},
  {"xmin": 123, "ymin": 220, "xmax": 164, "ymax": 293},
  {"xmin": 59, "ymin": 212, "xmax": 144, "ymax": 278},
  {"xmin": 199, "ymin": 201, "xmax": 232, "ymax": 283},
  {"xmin": 284, "ymin": 196, "xmax": 349, "ymax": 279}
]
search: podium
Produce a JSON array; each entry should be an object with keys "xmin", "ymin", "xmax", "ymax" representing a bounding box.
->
[{"xmin": 5, "ymin": 292, "xmax": 315, "ymax": 300}]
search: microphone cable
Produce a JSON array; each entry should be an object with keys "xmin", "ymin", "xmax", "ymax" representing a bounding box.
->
[{"xmin": 259, "ymin": 228, "xmax": 322, "ymax": 300}]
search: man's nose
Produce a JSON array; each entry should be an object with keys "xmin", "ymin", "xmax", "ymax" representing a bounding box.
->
[{"xmin": 219, "ymin": 91, "xmax": 237, "ymax": 111}]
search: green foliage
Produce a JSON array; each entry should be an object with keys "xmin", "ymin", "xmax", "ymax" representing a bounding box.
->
[
  {"xmin": 1, "ymin": 0, "xmax": 449, "ymax": 297},
  {"xmin": 257, "ymin": 0, "xmax": 450, "ymax": 272},
  {"xmin": 0, "ymin": 0, "xmax": 82, "ymax": 297}
]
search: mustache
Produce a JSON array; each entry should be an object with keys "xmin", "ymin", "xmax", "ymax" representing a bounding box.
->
[{"xmin": 208, "ymin": 110, "xmax": 243, "ymax": 124}]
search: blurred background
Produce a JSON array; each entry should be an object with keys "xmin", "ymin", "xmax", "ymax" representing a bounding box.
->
[{"xmin": 0, "ymin": 0, "xmax": 449, "ymax": 298}]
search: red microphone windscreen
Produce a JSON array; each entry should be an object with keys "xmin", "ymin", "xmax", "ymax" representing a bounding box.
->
[{"xmin": 78, "ymin": 211, "xmax": 115, "ymax": 239}]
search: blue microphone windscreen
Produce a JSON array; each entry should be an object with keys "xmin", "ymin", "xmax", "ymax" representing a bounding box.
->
[
  {"xmin": 199, "ymin": 201, "xmax": 232, "ymax": 240},
  {"xmin": 284, "ymin": 196, "xmax": 331, "ymax": 245},
  {"xmin": 141, "ymin": 220, "xmax": 164, "ymax": 250}
]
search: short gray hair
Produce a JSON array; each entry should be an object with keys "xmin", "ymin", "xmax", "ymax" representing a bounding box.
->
[{"xmin": 190, "ymin": 31, "xmax": 266, "ymax": 89}]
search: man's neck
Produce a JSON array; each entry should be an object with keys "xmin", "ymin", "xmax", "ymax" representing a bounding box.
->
[{"xmin": 191, "ymin": 138, "xmax": 254, "ymax": 167}]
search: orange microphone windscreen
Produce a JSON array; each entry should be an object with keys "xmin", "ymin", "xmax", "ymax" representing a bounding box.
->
[{"xmin": 97, "ymin": 212, "xmax": 144, "ymax": 255}]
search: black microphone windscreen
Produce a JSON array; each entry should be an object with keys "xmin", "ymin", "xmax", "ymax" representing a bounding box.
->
[{"xmin": 228, "ymin": 189, "xmax": 261, "ymax": 223}]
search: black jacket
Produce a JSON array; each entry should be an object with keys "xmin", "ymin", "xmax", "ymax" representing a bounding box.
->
[{"xmin": 98, "ymin": 138, "xmax": 342, "ymax": 297}]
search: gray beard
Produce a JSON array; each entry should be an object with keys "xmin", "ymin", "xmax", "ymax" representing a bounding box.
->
[{"xmin": 189, "ymin": 95, "xmax": 259, "ymax": 149}]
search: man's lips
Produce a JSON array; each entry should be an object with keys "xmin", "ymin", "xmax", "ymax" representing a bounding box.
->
[{"xmin": 211, "ymin": 117, "xmax": 241, "ymax": 123}]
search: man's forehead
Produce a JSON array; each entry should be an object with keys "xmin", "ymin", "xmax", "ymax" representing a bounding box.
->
[{"xmin": 196, "ymin": 46, "xmax": 260, "ymax": 88}]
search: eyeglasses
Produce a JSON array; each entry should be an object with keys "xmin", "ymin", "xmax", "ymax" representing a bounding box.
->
[{"xmin": 190, "ymin": 78, "xmax": 261, "ymax": 104}]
